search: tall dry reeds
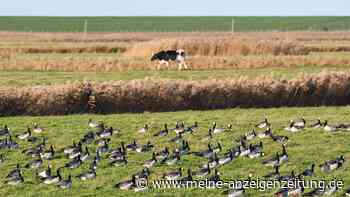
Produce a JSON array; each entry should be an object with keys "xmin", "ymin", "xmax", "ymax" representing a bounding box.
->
[
  {"xmin": 1, "ymin": 72, "xmax": 350, "ymax": 116},
  {"xmin": 2, "ymin": 31, "xmax": 350, "ymax": 43},
  {"xmin": 2, "ymin": 55, "xmax": 349, "ymax": 71},
  {"xmin": 0, "ymin": 83, "xmax": 91, "ymax": 116},
  {"xmin": 125, "ymin": 38, "xmax": 309, "ymax": 58}
]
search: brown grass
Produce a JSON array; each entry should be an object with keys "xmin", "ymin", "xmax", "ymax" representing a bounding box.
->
[
  {"xmin": 1, "ymin": 72, "xmax": 350, "ymax": 116},
  {"xmin": 2, "ymin": 31, "xmax": 350, "ymax": 42},
  {"xmin": 2, "ymin": 55, "xmax": 349, "ymax": 72},
  {"xmin": 125, "ymin": 38, "xmax": 309, "ymax": 57}
]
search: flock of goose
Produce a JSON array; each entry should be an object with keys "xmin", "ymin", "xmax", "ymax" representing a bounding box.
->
[{"xmin": 0, "ymin": 117, "xmax": 349, "ymax": 196}]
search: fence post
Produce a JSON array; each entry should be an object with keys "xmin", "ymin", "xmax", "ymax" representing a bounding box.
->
[{"xmin": 231, "ymin": 18, "xmax": 235, "ymax": 34}]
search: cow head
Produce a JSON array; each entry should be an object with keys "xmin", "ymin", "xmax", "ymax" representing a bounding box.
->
[{"xmin": 176, "ymin": 49, "xmax": 185, "ymax": 56}]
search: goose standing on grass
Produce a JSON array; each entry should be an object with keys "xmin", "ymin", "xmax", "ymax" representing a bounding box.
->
[
  {"xmin": 299, "ymin": 163, "xmax": 315, "ymax": 177},
  {"xmin": 25, "ymin": 157, "xmax": 43, "ymax": 169},
  {"xmin": 115, "ymin": 175, "xmax": 136, "ymax": 190},
  {"xmin": 5, "ymin": 172, "xmax": 24, "ymax": 186},
  {"xmin": 183, "ymin": 121, "xmax": 199, "ymax": 134},
  {"xmin": 169, "ymin": 133, "xmax": 183, "ymax": 143},
  {"xmin": 270, "ymin": 133, "xmax": 289, "ymax": 144},
  {"xmin": 194, "ymin": 163, "xmax": 211, "ymax": 177},
  {"xmin": 309, "ymin": 118, "xmax": 323, "ymax": 128},
  {"xmin": 80, "ymin": 131, "xmax": 95, "ymax": 144},
  {"xmin": 138, "ymin": 124, "xmax": 149, "ymax": 134},
  {"xmin": 212, "ymin": 122, "xmax": 232, "ymax": 134},
  {"xmin": 0, "ymin": 125, "xmax": 10, "ymax": 136},
  {"xmin": 163, "ymin": 168, "xmax": 182, "ymax": 180},
  {"xmin": 77, "ymin": 168, "xmax": 97, "ymax": 180},
  {"xmin": 115, "ymin": 176, "xmax": 136, "ymax": 190},
  {"xmin": 294, "ymin": 117, "xmax": 306, "ymax": 128},
  {"xmin": 88, "ymin": 119, "xmax": 101, "ymax": 128},
  {"xmin": 43, "ymin": 169, "xmax": 62, "ymax": 185},
  {"xmin": 162, "ymin": 152, "xmax": 181, "ymax": 165},
  {"xmin": 257, "ymin": 127, "xmax": 272, "ymax": 139},
  {"xmin": 155, "ymin": 147, "xmax": 170, "ymax": 160},
  {"xmin": 37, "ymin": 165, "xmax": 52, "ymax": 179},
  {"xmin": 33, "ymin": 122, "xmax": 44, "ymax": 133},
  {"xmin": 143, "ymin": 152, "xmax": 157, "ymax": 168},
  {"xmin": 109, "ymin": 144, "xmax": 126, "ymax": 160},
  {"xmin": 58, "ymin": 174, "xmax": 72, "ymax": 189},
  {"xmin": 65, "ymin": 155, "xmax": 83, "ymax": 169},
  {"xmin": 320, "ymin": 155, "xmax": 345, "ymax": 172},
  {"xmin": 218, "ymin": 150, "xmax": 235, "ymax": 165},
  {"xmin": 248, "ymin": 144, "xmax": 264, "ymax": 159},
  {"xmin": 245, "ymin": 129, "xmax": 257, "ymax": 140},
  {"xmin": 153, "ymin": 124, "xmax": 168, "ymax": 137},
  {"xmin": 6, "ymin": 164, "xmax": 21, "ymax": 180},
  {"xmin": 278, "ymin": 145, "xmax": 289, "ymax": 163},
  {"xmin": 6, "ymin": 136, "xmax": 19, "ymax": 150},
  {"xmin": 110, "ymin": 155, "xmax": 128, "ymax": 167},
  {"xmin": 255, "ymin": 117, "xmax": 270, "ymax": 129},
  {"xmin": 173, "ymin": 121, "xmax": 185, "ymax": 134},
  {"xmin": 135, "ymin": 141, "xmax": 154, "ymax": 153},
  {"xmin": 284, "ymin": 120, "xmax": 303, "ymax": 132},
  {"xmin": 134, "ymin": 168, "xmax": 151, "ymax": 180},
  {"xmin": 126, "ymin": 139, "xmax": 138, "ymax": 151},
  {"xmin": 63, "ymin": 141, "xmax": 80, "ymax": 155},
  {"xmin": 177, "ymin": 141, "xmax": 190, "ymax": 156},
  {"xmin": 97, "ymin": 141, "xmax": 109, "ymax": 154},
  {"xmin": 96, "ymin": 126, "xmax": 115, "ymax": 138},
  {"xmin": 323, "ymin": 120, "xmax": 337, "ymax": 132},
  {"xmin": 193, "ymin": 143, "xmax": 214, "ymax": 158},
  {"xmin": 40, "ymin": 145, "xmax": 55, "ymax": 160},
  {"xmin": 17, "ymin": 128, "xmax": 32, "ymax": 140},
  {"xmin": 94, "ymin": 138, "xmax": 110, "ymax": 146},
  {"xmin": 67, "ymin": 145, "xmax": 82, "ymax": 159}
]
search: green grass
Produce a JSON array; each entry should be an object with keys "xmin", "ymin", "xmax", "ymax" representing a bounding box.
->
[
  {"xmin": 0, "ymin": 65, "xmax": 349, "ymax": 87},
  {"xmin": 0, "ymin": 106, "xmax": 350, "ymax": 196},
  {"xmin": 1, "ymin": 16, "xmax": 350, "ymax": 32}
]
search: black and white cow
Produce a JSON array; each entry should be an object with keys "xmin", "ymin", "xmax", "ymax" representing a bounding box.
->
[{"xmin": 151, "ymin": 49, "xmax": 189, "ymax": 70}]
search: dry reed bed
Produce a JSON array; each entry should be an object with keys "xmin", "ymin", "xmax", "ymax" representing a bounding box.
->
[
  {"xmin": 2, "ymin": 55, "xmax": 349, "ymax": 71},
  {"xmin": 2, "ymin": 31, "xmax": 350, "ymax": 42},
  {"xmin": 125, "ymin": 38, "xmax": 309, "ymax": 57},
  {"xmin": 1, "ymin": 72, "xmax": 350, "ymax": 116}
]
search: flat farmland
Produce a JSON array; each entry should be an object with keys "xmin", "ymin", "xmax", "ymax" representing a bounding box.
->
[{"xmin": 0, "ymin": 16, "xmax": 350, "ymax": 32}]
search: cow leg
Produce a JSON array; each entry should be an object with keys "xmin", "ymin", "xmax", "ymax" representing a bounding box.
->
[
  {"xmin": 165, "ymin": 61, "xmax": 170, "ymax": 70},
  {"xmin": 183, "ymin": 61, "xmax": 189, "ymax": 70},
  {"xmin": 157, "ymin": 60, "xmax": 163, "ymax": 70}
]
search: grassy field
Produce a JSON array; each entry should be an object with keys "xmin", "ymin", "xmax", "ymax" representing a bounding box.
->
[
  {"xmin": 0, "ymin": 106, "xmax": 350, "ymax": 196},
  {"xmin": 0, "ymin": 16, "xmax": 350, "ymax": 32}
]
